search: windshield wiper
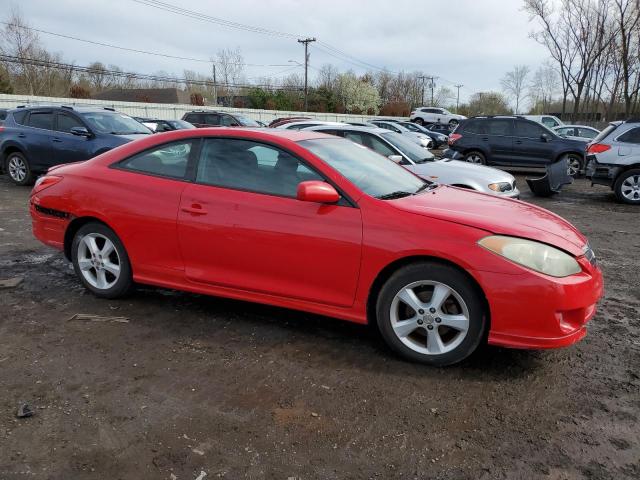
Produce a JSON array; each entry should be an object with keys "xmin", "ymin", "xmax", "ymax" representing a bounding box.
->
[{"xmin": 377, "ymin": 190, "xmax": 413, "ymax": 200}]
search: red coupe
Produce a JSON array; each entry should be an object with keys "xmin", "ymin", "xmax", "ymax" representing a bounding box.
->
[{"xmin": 30, "ymin": 128, "xmax": 603, "ymax": 365}]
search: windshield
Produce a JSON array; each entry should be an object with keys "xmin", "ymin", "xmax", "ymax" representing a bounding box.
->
[
  {"xmin": 381, "ymin": 132, "xmax": 434, "ymax": 164},
  {"xmin": 235, "ymin": 115, "xmax": 260, "ymax": 127},
  {"xmin": 168, "ymin": 119, "xmax": 196, "ymax": 129},
  {"xmin": 299, "ymin": 138, "xmax": 426, "ymax": 199},
  {"xmin": 82, "ymin": 112, "xmax": 152, "ymax": 135}
]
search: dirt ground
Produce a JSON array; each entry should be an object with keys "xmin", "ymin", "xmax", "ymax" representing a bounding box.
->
[{"xmin": 0, "ymin": 172, "xmax": 638, "ymax": 480}]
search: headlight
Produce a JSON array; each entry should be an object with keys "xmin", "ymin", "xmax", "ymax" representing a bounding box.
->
[
  {"xmin": 478, "ymin": 235, "xmax": 581, "ymax": 277},
  {"xmin": 488, "ymin": 182, "xmax": 512, "ymax": 192}
]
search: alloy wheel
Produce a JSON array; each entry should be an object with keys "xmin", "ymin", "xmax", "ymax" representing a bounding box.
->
[
  {"xmin": 76, "ymin": 233, "xmax": 121, "ymax": 290},
  {"xmin": 621, "ymin": 174, "xmax": 640, "ymax": 201},
  {"xmin": 467, "ymin": 154, "xmax": 483, "ymax": 164},
  {"xmin": 389, "ymin": 280, "xmax": 470, "ymax": 356},
  {"xmin": 567, "ymin": 156, "xmax": 582, "ymax": 176},
  {"xmin": 8, "ymin": 156, "xmax": 27, "ymax": 183}
]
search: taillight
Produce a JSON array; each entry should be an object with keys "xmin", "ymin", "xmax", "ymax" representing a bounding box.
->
[
  {"xmin": 0, "ymin": 126, "xmax": 4, "ymax": 132},
  {"xmin": 448, "ymin": 133, "xmax": 462, "ymax": 145},
  {"xmin": 587, "ymin": 143, "xmax": 611, "ymax": 154},
  {"xmin": 31, "ymin": 175, "xmax": 62, "ymax": 195}
]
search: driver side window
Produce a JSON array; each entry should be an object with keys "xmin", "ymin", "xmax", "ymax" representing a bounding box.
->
[{"xmin": 196, "ymin": 139, "xmax": 323, "ymax": 197}]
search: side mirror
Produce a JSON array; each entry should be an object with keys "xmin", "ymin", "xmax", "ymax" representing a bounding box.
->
[
  {"xmin": 70, "ymin": 126, "xmax": 92, "ymax": 137},
  {"xmin": 388, "ymin": 154, "xmax": 404, "ymax": 164},
  {"xmin": 297, "ymin": 181, "xmax": 340, "ymax": 204},
  {"xmin": 541, "ymin": 133, "xmax": 550, "ymax": 142}
]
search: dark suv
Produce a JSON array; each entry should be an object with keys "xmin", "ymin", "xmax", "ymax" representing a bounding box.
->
[
  {"xmin": 0, "ymin": 105, "xmax": 152, "ymax": 185},
  {"xmin": 182, "ymin": 111, "xmax": 260, "ymax": 128},
  {"xmin": 447, "ymin": 116, "xmax": 586, "ymax": 176}
]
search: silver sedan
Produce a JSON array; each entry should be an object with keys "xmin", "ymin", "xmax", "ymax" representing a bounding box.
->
[{"xmin": 304, "ymin": 125, "xmax": 519, "ymax": 198}]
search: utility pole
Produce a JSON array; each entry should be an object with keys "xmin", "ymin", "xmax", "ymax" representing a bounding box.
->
[
  {"xmin": 298, "ymin": 37, "xmax": 316, "ymax": 111},
  {"xmin": 417, "ymin": 76, "xmax": 427, "ymax": 106},
  {"xmin": 426, "ymin": 76, "xmax": 437, "ymax": 105},
  {"xmin": 455, "ymin": 84, "xmax": 463, "ymax": 112}
]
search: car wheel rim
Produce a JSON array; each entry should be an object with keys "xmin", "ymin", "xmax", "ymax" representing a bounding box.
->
[
  {"xmin": 567, "ymin": 156, "xmax": 581, "ymax": 176},
  {"xmin": 77, "ymin": 233, "xmax": 121, "ymax": 290},
  {"xmin": 8, "ymin": 156, "xmax": 27, "ymax": 182},
  {"xmin": 621, "ymin": 175, "xmax": 640, "ymax": 201},
  {"xmin": 389, "ymin": 280, "xmax": 470, "ymax": 356},
  {"xmin": 467, "ymin": 154, "xmax": 482, "ymax": 164}
]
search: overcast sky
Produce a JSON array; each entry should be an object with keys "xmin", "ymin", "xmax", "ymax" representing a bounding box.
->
[{"xmin": 10, "ymin": 0, "xmax": 551, "ymax": 103}]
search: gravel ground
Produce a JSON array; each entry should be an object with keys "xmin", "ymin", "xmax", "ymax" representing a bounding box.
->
[{"xmin": 0, "ymin": 173, "xmax": 638, "ymax": 480}]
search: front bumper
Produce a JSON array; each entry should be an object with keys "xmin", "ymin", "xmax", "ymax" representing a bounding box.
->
[
  {"xmin": 473, "ymin": 257, "xmax": 603, "ymax": 350},
  {"xmin": 585, "ymin": 155, "xmax": 621, "ymax": 188}
]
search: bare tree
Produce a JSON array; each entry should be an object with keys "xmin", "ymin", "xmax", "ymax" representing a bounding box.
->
[
  {"xmin": 529, "ymin": 61, "xmax": 559, "ymax": 112},
  {"xmin": 501, "ymin": 65, "xmax": 530, "ymax": 113},
  {"xmin": 216, "ymin": 47, "xmax": 245, "ymax": 106},
  {"xmin": 316, "ymin": 63, "xmax": 339, "ymax": 90}
]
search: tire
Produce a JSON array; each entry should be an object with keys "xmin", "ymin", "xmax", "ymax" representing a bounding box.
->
[
  {"xmin": 5, "ymin": 151, "xmax": 35, "ymax": 186},
  {"xmin": 414, "ymin": 118, "xmax": 425, "ymax": 126},
  {"xmin": 448, "ymin": 119, "xmax": 459, "ymax": 129},
  {"xmin": 563, "ymin": 154, "xmax": 584, "ymax": 177},
  {"xmin": 464, "ymin": 151, "xmax": 486, "ymax": 165},
  {"xmin": 375, "ymin": 262, "xmax": 487, "ymax": 366},
  {"xmin": 613, "ymin": 168, "xmax": 640, "ymax": 205},
  {"xmin": 71, "ymin": 222, "xmax": 134, "ymax": 299}
]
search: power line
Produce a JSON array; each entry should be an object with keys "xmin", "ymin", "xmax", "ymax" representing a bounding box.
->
[
  {"xmin": 0, "ymin": 54, "xmax": 304, "ymax": 91},
  {"xmin": 130, "ymin": 0, "xmax": 398, "ymax": 74},
  {"xmin": 0, "ymin": 21, "xmax": 292, "ymax": 68}
]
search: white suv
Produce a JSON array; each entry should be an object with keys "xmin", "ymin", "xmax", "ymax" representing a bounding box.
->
[{"xmin": 410, "ymin": 107, "xmax": 466, "ymax": 128}]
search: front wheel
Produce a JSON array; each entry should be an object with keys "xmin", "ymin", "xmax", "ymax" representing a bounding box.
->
[
  {"xmin": 564, "ymin": 154, "xmax": 584, "ymax": 177},
  {"xmin": 614, "ymin": 168, "xmax": 640, "ymax": 205},
  {"xmin": 448, "ymin": 119, "xmax": 459, "ymax": 130},
  {"xmin": 375, "ymin": 262, "xmax": 487, "ymax": 366},
  {"xmin": 5, "ymin": 152, "xmax": 35, "ymax": 186},
  {"xmin": 71, "ymin": 222, "xmax": 134, "ymax": 298},
  {"xmin": 414, "ymin": 118, "xmax": 425, "ymax": 126}
]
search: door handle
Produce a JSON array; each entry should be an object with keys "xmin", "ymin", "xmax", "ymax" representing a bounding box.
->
[
  {"xmin": 52, "ymin": 138, "xmax": 62, "ymax": 143},
  {"xmin": 181, "ymin": 203, "xmax": 208, "ymax": 215},
  {"xmin": 515, "ymin": 140, "xmax": 523, "ymax": 145},
  {"xmin": 481, "ymin": 137, "xmax": 489, "ymax": 141},
  {"xmin": 18, "ymin": 133, "xmax": 26, "ymax": 138}
]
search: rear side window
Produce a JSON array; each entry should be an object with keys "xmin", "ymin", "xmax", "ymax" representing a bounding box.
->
[
  {"xmin": 12, "ymin": 110, "xmax": 28, "ymax": 125},
  {"xmin": 28, "ymin": 112, "xmax": 54, "ymax": 130},
  {"xmin": 204, "ymin": 114, "xmax": 220, "ymax": 125},
  {"xmin": 486, "ymin": 119, "xmax": 513, "ymax": 136},
  {"xmin": 617, "ymin": 127, "xmax": 640, "ymax": 144},
  {"xmin": 118, "ymin": 141, "xmax": 194, "ymax": 179},
  {"xmin": 460, "ymin": 119, "xmax": 483, "ymax": 134},
  {"xmin": 515, "ymin": 120, "xmax": 546, "ymax": 138},
  {"xmin": 184, "ymin": 113, "xmax": 203, "ymax": 123},
  {"xmin": 577, "ymin": 128, "xmax": 597, "ymax": 139}
]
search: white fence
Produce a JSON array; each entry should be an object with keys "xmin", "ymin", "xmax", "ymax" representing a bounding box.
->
[{"xmin": 0, "ymin": 94, "xmax": 400, "ymax": 124}]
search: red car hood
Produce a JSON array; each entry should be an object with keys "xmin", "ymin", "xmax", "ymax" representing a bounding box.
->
[{"xmin": 391, "ymin": 186, "xmax": 587, "ymax": 256}]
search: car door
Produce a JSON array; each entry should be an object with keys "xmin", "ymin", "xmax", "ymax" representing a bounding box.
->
[
  {"xmin": 109, "ymin": 139, "xmax": 198, "ymax": 274},
  {"xmin": 52, "ymin": 112, "xmax": 94, "ymax": 163},
  {"xmin": 177, "ymin": 137, "xmax": 363, "ymax": 307},
  {"xmin": 23, "ymin": 110, "xmax": 55, "ymax": 171},
  {"xmin": 513, "ymin": 119, "xmax": 554, "ymax": 166},
  {"xmin": 481, "ymin": 119, "xmax": 514, "ymax": 165}
]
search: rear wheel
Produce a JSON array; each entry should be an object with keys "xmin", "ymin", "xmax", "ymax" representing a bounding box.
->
[
  {"xmin": 614, "ymin": 168, "xmax": 640, "ymax": 205},
  {"xmin": 5, "ymin": 152, "xmax": 35, "ymax": 186},
  {"xmin": 375, "ymin": 262, "xmax": 487, "ymax": 366},
  {"xmin": 464, "ymin": 151, "xmax": 486, "ymax": 165},
  {"xmin": 414, "ymin": 118, "xmax": 425, "ymax": 126},
  {"xmin": 71, "ymin": 222, "xmax": 134, "ymax": 298},
  {"xmin": 448, "ymin": 119, "xmax": 459, "ymax": 129}
]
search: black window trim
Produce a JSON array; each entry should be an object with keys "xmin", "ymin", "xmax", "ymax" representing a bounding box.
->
[
  {"xmin": 614, "ymin": 126, "xmax": 640, "ymax": 143},
  {"xmin": 514, "ymin": 119, "xmax": 546, "ymax": 139},
  {"xmin": 54, "ymin": 111, "xmax": 90, "ymax": 135},
  {"xmin": 193, "ymin": 136, "xmax": 358, "ymax": 208},
  {"xmin": 110, "ymin": 138, "xmax": 202, "ymax": 182},
  {"xmin": 25, "ymin": 109, "xmax": 56, "ymax": 132}
]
